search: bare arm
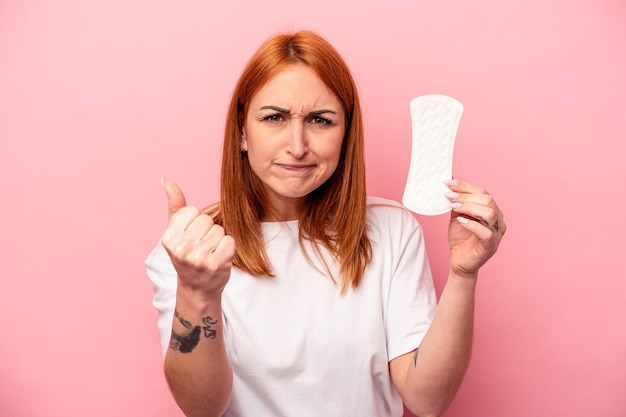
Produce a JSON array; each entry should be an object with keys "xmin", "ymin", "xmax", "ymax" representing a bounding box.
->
[
  {"xmin": 160, "ymin": 178, "xmax": 236, "ymax": 417},
  {"xmin": 164, "ymin": 293, "xmax": 232, "ymax": 417},
  {"xmin": 390, "ymin": 179, "xmax": 506, "ymax": 417},
  {"xmin": 390, "ymin": 272, "xmax": 476, "ymax": 417}
]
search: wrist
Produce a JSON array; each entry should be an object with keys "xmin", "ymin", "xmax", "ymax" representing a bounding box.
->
[
  {"xmin": 176, "ymin": 287, "xmax": 223, "ymax": 316},
  {"xmin": 447, "ymin": 268, "xmax": 479, "ymax": 287},
  {"xmin": 171, "ymin": 293, "xmax": 224, "ymax": 354}
]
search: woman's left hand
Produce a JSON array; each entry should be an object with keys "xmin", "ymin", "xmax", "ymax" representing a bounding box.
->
[{"xmin": 444, "ymin": 179, "xmax": 506, "ymax": 278}]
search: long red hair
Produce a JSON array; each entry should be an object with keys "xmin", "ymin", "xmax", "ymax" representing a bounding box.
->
[{"xmin": 209, "ymin": 30, "xmax": 372, "ymax": 291}]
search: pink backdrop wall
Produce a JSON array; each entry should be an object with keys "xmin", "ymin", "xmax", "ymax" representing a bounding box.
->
[{"xmin": 2, "ymin": 1, "xmax": 625, "ymax": 416}]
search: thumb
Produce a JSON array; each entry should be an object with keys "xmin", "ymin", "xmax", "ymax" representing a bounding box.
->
[{"xmin": 162, "ymin": 177, "xmax": 187, "ymax": 219}]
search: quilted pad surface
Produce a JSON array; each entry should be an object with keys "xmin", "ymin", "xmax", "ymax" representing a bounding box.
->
[{"xmin": 402, "ymin": 94, "xmax": 463, "ymax": 215}]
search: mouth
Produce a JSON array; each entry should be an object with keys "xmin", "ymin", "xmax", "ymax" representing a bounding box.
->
[{"xmin": 276, "ymin": 163, "xmax": 316, "ymax": 171}]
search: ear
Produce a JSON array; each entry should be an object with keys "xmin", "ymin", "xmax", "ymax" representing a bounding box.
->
[{"xmin": 240, "ymin": 127, "xmax": 248, "ymax": 152}]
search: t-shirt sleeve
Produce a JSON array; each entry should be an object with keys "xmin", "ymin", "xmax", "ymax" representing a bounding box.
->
[
  {"xmin": 384, "ymin": 208, "xmax": 438, "ymax": 361},
  {"xmin": 145, "ymin": 241, "xmax": 177, "ymax": 357}
]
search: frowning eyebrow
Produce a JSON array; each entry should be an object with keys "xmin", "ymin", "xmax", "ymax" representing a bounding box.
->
[{"xmin": 259, "ymin": 105, "xmax": 338, "ymax": 116}]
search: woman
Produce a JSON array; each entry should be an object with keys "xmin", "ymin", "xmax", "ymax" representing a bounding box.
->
[{"xmin": 146, "ymin": 30, "xmax": 506, "ymax": 417}]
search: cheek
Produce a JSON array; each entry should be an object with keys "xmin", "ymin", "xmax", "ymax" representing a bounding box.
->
[
  {"xmin": 247, "ymin": 144, "xmax": 276, "ymax": 164},
  {"xmin": 323, "ymin": 137, "xmax": 344, "ymax": 164},
  {"xmin": 316, "ymin": 142, "xmax": 343, "ymax": 177}
]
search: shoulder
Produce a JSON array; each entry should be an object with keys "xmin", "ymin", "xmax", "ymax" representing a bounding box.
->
[
  {"xmin": 365, "ymin": 196, "xmax": 422, "ymax": 239},
  {"xmin": 366, "ymin": 196, "xmax": 418, "ymax": 225}
]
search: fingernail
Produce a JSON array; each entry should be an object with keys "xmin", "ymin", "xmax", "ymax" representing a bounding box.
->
[
  {"xmin": 161, "ymin": 176, "xmax": 167, "ymax": 186},
  {"xmin": 445, "ymin": 191, "xmax": 459, "ymax": 200},
  {"xmin": 444, "ymin": 179, "xmax": 458, "ymax": 187},
  {"xmin": 457, "ymin": 216, "xmax": 469, "ymax": 224},
  {"xmin": 450, "ymin": 202, "xmax": 462, "ymax": 209}
]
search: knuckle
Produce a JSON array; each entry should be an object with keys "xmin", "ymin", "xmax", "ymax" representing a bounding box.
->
[
  {"xmin": 185, "ymin": 250, "xmax": 206, "ymax": 267},
  {"xmin": 205, "ymin": 215, "xmax": 216, "ymax": 228},
  {"xmin": 179, "ymin": 205, "xmax": 200, "ymax": 218},
  {"xmin": 161, "ymin": 232, "xmax": 172, "ymax": 247},
  {"xmin": 206, "ymin": 257, "xmax": 221, "ymax": 271},
  {"xmin": 202, "ymin": 254, "xmax": 227, "ymax": 274},
  {"xmin": 223, "ymin": 235, "xmax": 236, "ymax": 249},
  {"xmin": 161, "ymin": 231, "xmax": 182, "ymax": 253},
  {"xmin": 208, "ymin": 224, "xmax": 226, "ymax": 240},
  {"xmin": 212, "ymin": 224, "xmax": 225, "ymax": 234}
]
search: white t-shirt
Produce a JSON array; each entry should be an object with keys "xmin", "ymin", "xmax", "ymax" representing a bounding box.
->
[{"xmin": 146, "ymin": 197, "xmax": 437, "ymax": 417}]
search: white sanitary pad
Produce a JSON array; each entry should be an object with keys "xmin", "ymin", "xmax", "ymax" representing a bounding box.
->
[{"xmin": 402, "ymin": 94, "xmax": 463, "ymax": 215}]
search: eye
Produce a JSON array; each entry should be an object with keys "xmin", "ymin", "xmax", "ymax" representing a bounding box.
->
[
  {"xmin": 262, "ymin": 113, "xmax": 285, "ymax": 122},
  {"xmin": 309, "ymin": 116, "xmax": 332, "ymax": 125}
]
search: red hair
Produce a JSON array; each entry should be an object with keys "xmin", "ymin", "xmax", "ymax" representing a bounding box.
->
[{"xmin": 209, "ymin": 30, "xmax": 372, "ymax": 291}]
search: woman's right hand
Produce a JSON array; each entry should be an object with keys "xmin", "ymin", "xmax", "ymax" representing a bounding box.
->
[{"xmin": 160, "ymin": 178, "xmax": 235, "ymax": 301}]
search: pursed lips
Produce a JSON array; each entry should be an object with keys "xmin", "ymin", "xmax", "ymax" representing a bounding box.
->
[{"xmin": 275, "ymin": 163, "xmax": 317, "ymax": 171}]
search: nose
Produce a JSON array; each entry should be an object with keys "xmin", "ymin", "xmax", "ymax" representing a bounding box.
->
[{"xmin": 286, "ymin": 121, "xmax": 308, "ymax": 159}]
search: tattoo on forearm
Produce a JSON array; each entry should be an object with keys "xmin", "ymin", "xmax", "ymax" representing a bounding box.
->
[
  {"xmin": 174, "ymin": 309, "xmax": 192, "ymax": 329},
  {"xmin": 170, "ymin": 310, "xmax": 218, "ymax": 353},
  {"xmin": 170, "ymin": 326, "xmax": 201, "ymax": 353},
  {"xmin": 412, "ymin": 348, "xmax": 419, "ymax": 367},
  {"xmin": 201, "ymin": 316, "xmax": 218, "ymax": 339}
]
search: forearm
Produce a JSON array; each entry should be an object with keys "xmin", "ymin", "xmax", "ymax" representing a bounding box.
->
[
  {"xmin": 164, "ymin": 292, "xmax": 233, "ymax": 417},
  {"xmin": 402, "ymin": 270, "xmax": 476, "ymax": 416}
]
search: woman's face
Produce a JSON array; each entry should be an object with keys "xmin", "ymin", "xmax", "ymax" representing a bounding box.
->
[{"xmin": 242, "ymin": 64, "xmax": 346, "ymax": 221}]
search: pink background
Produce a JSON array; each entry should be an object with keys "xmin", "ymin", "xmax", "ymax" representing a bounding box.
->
[{"xmin": 1, "ymin": 0, "xmax": 625, "ymax": 416}]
